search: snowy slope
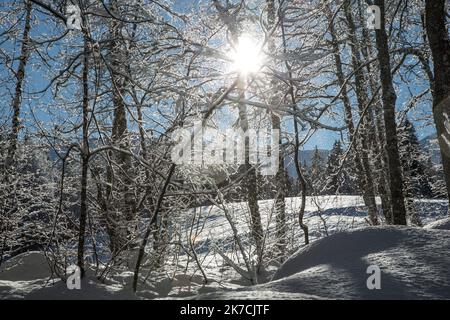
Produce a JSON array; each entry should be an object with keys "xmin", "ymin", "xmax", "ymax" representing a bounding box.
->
[
  {"xmin": 267, "ymin": 226, "xmax": 450, "ymax": 299},
  {"xmin": 1, "ymin": 197, "xmax": 449, "ymax": 300},
  {"xmin": 197, "ymin": 226, "xmax": 450, "ymax": 299},
  {"xmin": 425, "ymin": 217, "xmax": 450, "ymax": 230},
  {"xmin": 189, "ymin": 196, "xmax": 448, "ymax": 249},
  {"xmin": 0, "ymin": 251, "xmax": 139, "ymax": 300}
]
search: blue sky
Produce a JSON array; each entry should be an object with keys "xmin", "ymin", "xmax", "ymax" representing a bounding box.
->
[{"xmin": 0, "ymin": 1, "xmax": 438, "ymax": 152}]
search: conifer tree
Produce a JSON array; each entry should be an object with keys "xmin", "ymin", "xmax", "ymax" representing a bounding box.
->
[
  {"xmin": 309, "ymin": 146, "xmax": 325, "ymax": 195},
  {"xmin": 325, "ymin": 141, "xmax": 354, "ymax": 195},
  {"xmin": 399, "ymin": 119, "xmax": 433, "ymax": 225}
]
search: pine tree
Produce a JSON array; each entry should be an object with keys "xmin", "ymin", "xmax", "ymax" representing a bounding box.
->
[
  {"xmin": 310, "ymin": 146, "xmax": 324, "ymax": 195},
  {"xmin": 399, "ymin": 119, "xmax": 433, "ymax": 197},
  {"xmin": 398, "ymin": 119, "xmax": 433, "ymax": 225},
  {"xmin": 324, "ymin": 141, "xmax": 354, "ymax": 195}
]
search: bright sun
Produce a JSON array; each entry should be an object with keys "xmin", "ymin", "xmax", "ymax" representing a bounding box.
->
[{"xmin": 229, "ymin": 35, "xmax": 264, "ymax": 76}]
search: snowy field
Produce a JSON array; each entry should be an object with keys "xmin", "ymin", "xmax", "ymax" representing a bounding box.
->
[
  {"xmin": 1, "ymin": 196, "xmax": 449, "ymax": 300},
  {"xmin": 197, "ymin": 225, "xmax": 450, "ymax": 300}
]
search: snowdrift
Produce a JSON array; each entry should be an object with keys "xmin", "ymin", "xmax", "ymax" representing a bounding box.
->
[
  {"xmin": 425, "ymin": 217, "xmax": 450, "ymax": 230},
  {"xmin": 0, "ymin": 252, "xmax": 138, "ymax": 300},
  {"xmin": 2, "ymin": 225, "xmax": 450, "ymax": 299},
  {"xmin": 0, "ymin": 251, "xmax": 51, "ymax": 281},
  {"xmin": 267, "ymin": 226, "xmax": 450, "ymax": 299},
  {"xmin": 197, "ymin": 225, "xmax": 450, "ymax": 299}
]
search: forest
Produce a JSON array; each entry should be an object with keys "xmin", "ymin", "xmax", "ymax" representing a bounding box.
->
[{"xmin": 0, "ymin": 0, "xmax": 449, "ymax": 300}]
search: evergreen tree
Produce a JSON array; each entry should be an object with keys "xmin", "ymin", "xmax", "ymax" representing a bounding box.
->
[
  {"xmin": 399, "ymin": 119, "xmax": 434, "ymax": 198},
  {"xmin": 398, "ymin": 119, "xmax": 434, "ymax": 225},
  {"xmin": 423, "ymin": 140, "xmax": 447, "ymax": 199},
  {"xmin": 429, "ymin": 163, "xmax": 448, "ymax": 199},
  {"xmin": 309, "ymin": 146, "xmax": 325, "ymax": 195},
  {"xmin": 324, "ymin": 141, "xmax": 354, "ymax": 195}
]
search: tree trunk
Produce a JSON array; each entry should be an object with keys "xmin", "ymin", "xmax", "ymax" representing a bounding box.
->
[
  {"xmin": 267, "ymin": 0, "xmax": 287, "ymax": 262},
  {"xmin": 280, "ymin": 14, "xmax": 309, "ymax": 245},
  {"xmin": 6, "ymin": 0, "xmax": 32, "ymax": 167},
  {"xmin": 212, "ymin": 0, "xmax": 264, "ymax": 272},
  {"xmin": 237, "ymin": 78, "xmax": 264, "ymax": 271},
  {"xmin": 133, "ymin": 164, "xmax": 175, "ymax": 292},
  {"xmin": 374, "ymin": 0, "xmax": 407, "ymax": 225},
  {"xmin": 425, "ymin": 0, "xmax": 450, "ymax": 207},
  {"xmin": 343, "ymin": 2, "xmax": 379, "ymax": 225},
  {"xmin": 106, "ymin": 0, "xmax": 135, "ymax": 253},
  {"xmin": 356, "ymin": 0, "xmax": 392, "ymax": 223},
  {"xmin": 77, "ymin": 25, "xmax": 90, "ymax": 278}
]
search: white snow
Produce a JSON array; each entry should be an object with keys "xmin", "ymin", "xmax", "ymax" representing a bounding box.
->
[
  {"xmin": 267, "ymin": 226, "xmax": 450, "ymax": 299},
  {"xmin": 1, "ymin": 196, "xmax": 449, "ymax": 299},
  {"xmin": 24, "ymin": 276, "xmax": 138, "ymax": 300},
  {"xmin": 424, "ymin": 217, "xmax": 450, "ymax": 230},
  {"xmin": 198, "ymin": 226, "xmax": 450, "ymax": 299},
  {"xmin": 0, "ymin": 252, "xmax": 138, "ymax": 300},
  {"xmin": 0, "ymin": 251, "xmax": 51, "ymax": 281}
]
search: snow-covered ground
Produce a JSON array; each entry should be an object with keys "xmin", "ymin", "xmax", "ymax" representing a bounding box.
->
[
  {"xmin": 1, "ymin": 196, "xmax": 449, "ymax": 300},
  {"xmin": 197, "ymin": 224, "xmax": 450, "ymax": 300}
]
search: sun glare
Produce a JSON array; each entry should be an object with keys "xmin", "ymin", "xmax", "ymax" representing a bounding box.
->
[{"xmin": 229, "ymin": 35, "xmax": 264, "ymax": 76}]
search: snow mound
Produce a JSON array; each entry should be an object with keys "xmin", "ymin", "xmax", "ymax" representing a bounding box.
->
[
  {"xmin": 25, "ymin": 277, "xmax": 138, "ymax": 300},
  {"xmin": 424, "ymin": 217, "xmax": 450, "ymax": 230},
  {"xmin": 0, "ymin": 251, "xmax": 51, "ymax": 281},
  {"xmin": 2, "ymin": 224, "xmax": 450, "ymax": 299},
  {"xmin": 0, "ymin": 252, "xmax": 54, "ymax": 299},
  {"xmin": 0, "ymin": 252, "xmax": 140, "ymax": 300},
  {"xmin": 267, "ymin": 226, "xmax": 450, "ymax": 299},
  {"xmin": 193, "ymin": 290, "xmax": 326, "ymax": 300}
]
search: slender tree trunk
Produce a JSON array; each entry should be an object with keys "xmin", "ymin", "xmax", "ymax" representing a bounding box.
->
[
  {"xmin": 106, "ymin": 0, "xmax": 135, "ymax": 253},
  {"xmin": 326, "ymin": 3, "xmax": 379, "ymax": 223},
  {"xmin": 280, "ymin": 12, "xmax": 309, "ymax": 245},
  {"xmin": 77, "ymin": 25, "xmax": 90, "ymax": 278},
  {"xmin": 6, "ymin": 0, "xmax": 32, "ymax": 167},
  {"xmin": 133, "ymin": 164, "xmax": 175, "ymax": 292},
  {"xmin": 212, "ymin": 0, "xmax": 264, "ymax": 272},
  {"xmin": 356, "ymin": 0, "xmax": 392, "ymax": 223},
  {"xmin": 425, "ymin": 0, "xmax": 450, "ymax": 207},
  {"xmin": 1, "ymin": 1, "xmax": 32, "ymax": 266},
  {"xmin": 343, "ymin": 2, "xmax": 379, "ymax": 225},
  {"xmin": 267, "ymin": 0, "xmax": 287, "ymax": 261},
  {"xmin": 237, "ymin": 78, "xmax": 264, "ymax": 271},
  {"xmin": 374, "ymin": 0, "xmax": 407, "ymax": 225}
]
